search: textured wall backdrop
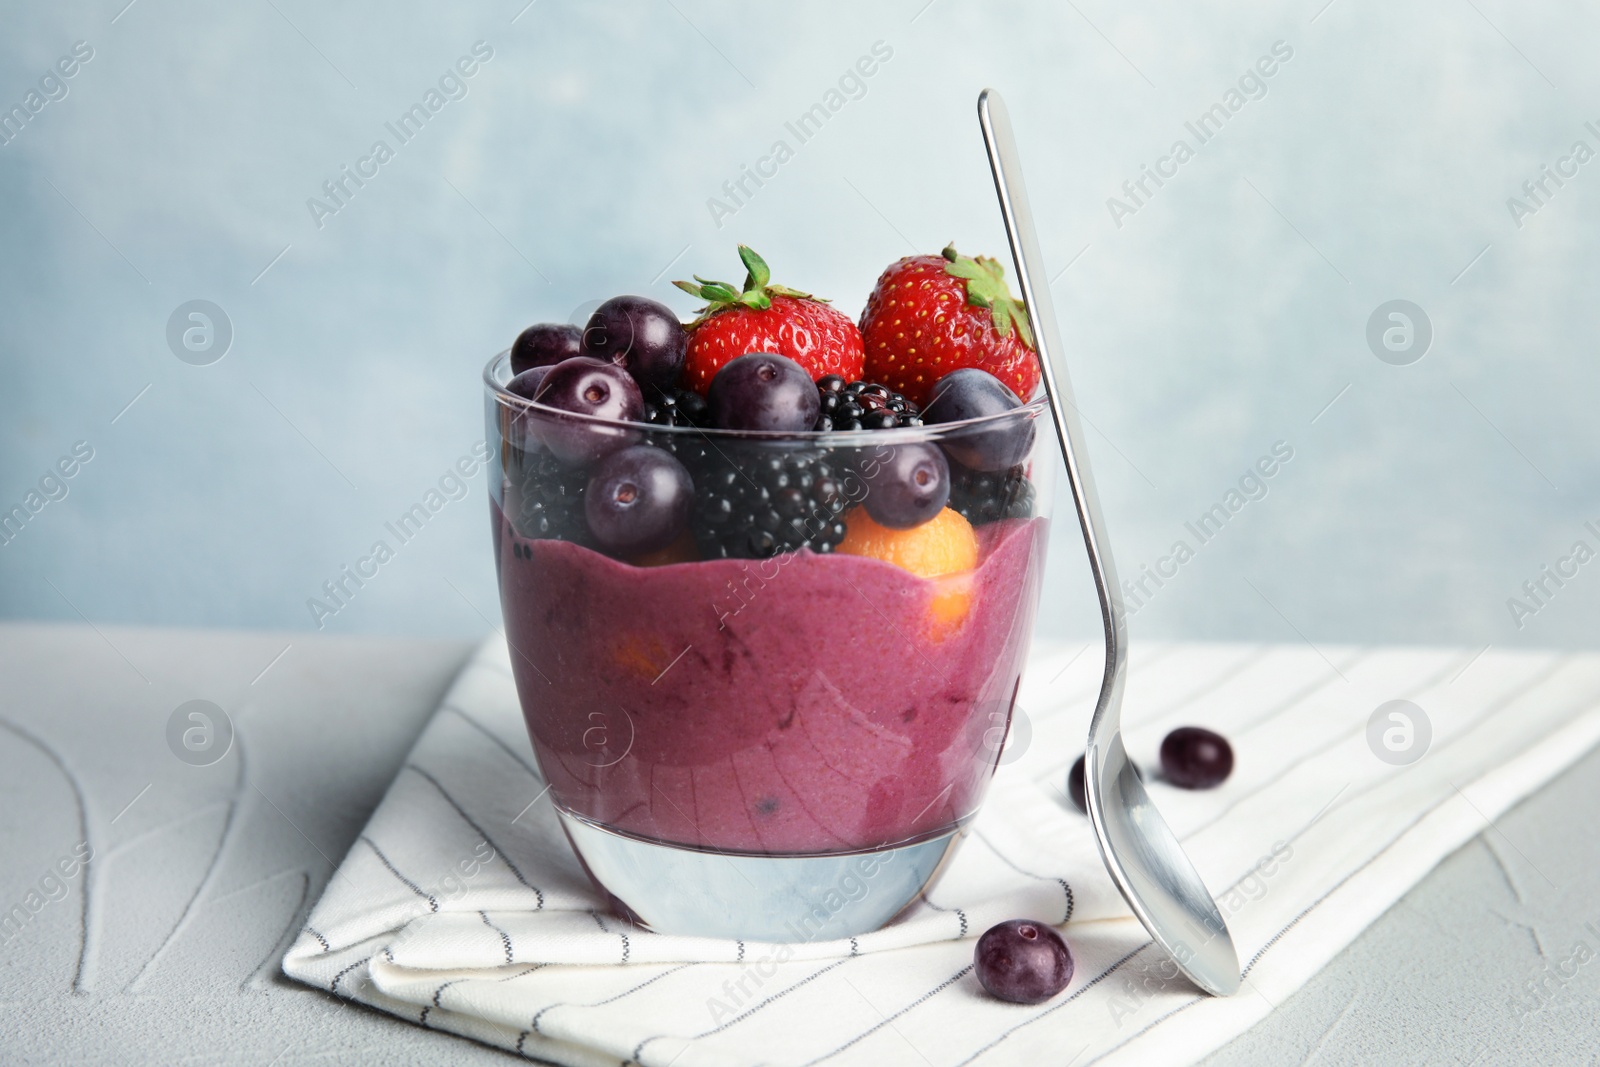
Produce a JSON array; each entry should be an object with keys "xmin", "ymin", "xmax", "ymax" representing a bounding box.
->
[{"xmin": 1, "ymin": 0, "xmax": 1596, "ymax": 652}]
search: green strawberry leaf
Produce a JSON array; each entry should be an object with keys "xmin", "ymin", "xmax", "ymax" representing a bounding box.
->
[
  {"xmin": 943, "ymin": 258, "xmax": 988, "ymax": 282},
  {"xmin": 941, "ymin": 244, "xmax": 1036, "ymax": 350},
  {"xmin": 991, "ymin": 300, "xmax": 1014, "ymax": 337},
  {"xmin": 675, "ymin": 247, "xmax": 824, "ymax": 324},
  {"xmin": 737, "ymin": 245, "xmax": 771, "ymax": 291},
  {"xmin": 767, "ymin": 284, "xmax": 825, "ymax": 302},
  {"xmin": 697, "ymin": 280, "xmax": 743, "ymax": 304}
]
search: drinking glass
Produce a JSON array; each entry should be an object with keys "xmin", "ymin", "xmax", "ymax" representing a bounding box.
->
[{"xmin": 485, "ymin": 351, "xmax": 1053, "ymax": 941}]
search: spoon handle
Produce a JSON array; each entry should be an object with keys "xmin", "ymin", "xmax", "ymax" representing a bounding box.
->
[{"xmin": 975, "ymin": 89, "xmax": 1128, "ymax": 741}]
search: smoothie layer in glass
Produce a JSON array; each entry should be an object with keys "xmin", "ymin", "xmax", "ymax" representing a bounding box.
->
[{"xmin": 497, "ymin": 503, "xmax": 1046, "ymax": 855}]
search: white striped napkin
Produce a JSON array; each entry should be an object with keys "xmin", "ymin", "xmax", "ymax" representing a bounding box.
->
[{"xmin": 283, "ymin": 637, "xmax": 1600, "ymax": 1066}]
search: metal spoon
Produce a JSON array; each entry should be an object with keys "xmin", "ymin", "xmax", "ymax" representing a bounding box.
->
[{"xmin": 977, "ymin": 88, "xmax": 1241, "ymax": 997}]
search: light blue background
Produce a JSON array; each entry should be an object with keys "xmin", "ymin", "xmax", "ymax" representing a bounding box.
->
[{"xmin": 2, "ymin": 0, "xmax": 1596, "ymax": 651}]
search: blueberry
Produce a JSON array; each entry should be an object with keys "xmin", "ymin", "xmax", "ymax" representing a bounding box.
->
[
  {"xmin": 506, "ymin": 366, "xmax": 550, "ymax": 401},
  {"xmin": 923, "ymin": 368, "xmax": 1035, "ymax": 471},
  {"xmin": 975, "ymin": 920, "xmax": 1074, "ymax": 1004},
  {"xmin": 1067, "ymin": 755, "xmax": 1089, "ymax": 814},
  {"xmin": 860, "ymin": 442, "xmax": 949, "ymax": 529},
  {"xmin": 585, "ymin": 445, "xmax": 693, "ymax": 556},
  {"xmin": 1066, "ymin": 753, "xmax": 1143, "ymax": 814},
  {"xmin": 707, "ymin": 353, "xmax": 820, "ymax": 432},
  {"xmin": 505, "ymin": 367, "xmax": 552, "ymax": 451},
  {"xmin": 531, "ymin": 357, "xmax": 643, "ymax": 466},
  {"xmin": 1160, "ymin": 727, "xmax": 1233, "ymax": 789},
  {"xmin": 582, "ymin": 296, "xmax": 687, "ymax": 393},
  {"xmin": 511, "ymin": 323, "xmax": 582, "ymax": 376}
]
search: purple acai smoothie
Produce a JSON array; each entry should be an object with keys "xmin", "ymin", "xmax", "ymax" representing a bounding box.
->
[{"xmin": 496, "ymin": 503, "xmax": 1047, "ymax": 854}]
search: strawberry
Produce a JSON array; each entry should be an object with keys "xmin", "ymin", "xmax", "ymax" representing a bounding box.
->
[
  {"xmin": 674, "ymin": 246, "xmax": 864, "ymax": 395},
  {"xmin": 859, "ymin": 244, "xmax": 1038, "ymax": 406}
]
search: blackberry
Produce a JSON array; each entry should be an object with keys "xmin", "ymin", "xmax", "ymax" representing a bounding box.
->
[
  {"xmin": 680, "ymin": 441, "xmax": 852, "ymax": 559},
  {"xmin": 814, "ymin": 376, "xmax": 922, "ymax": 432},
  {"xmin": 948, "ymin": 462, "xmax": 1034, "ymax": 525},
  {"xmin": 641, "ymin": 386, "xmax": 709, "ymax": 428},
  {"xmin": 505, "ymin": 445, "xmax": 591, "ymax": 544}
]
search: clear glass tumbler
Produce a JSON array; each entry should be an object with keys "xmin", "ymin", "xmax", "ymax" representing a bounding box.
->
[{"xmin": 485, "ymin": 351, "xmax": 1053, "ymax": 942}]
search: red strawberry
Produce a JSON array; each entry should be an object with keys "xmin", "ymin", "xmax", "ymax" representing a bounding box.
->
[
  {"xmin": 674, "ymin": 246, "xmax": 864, "ymax": 395},
  {"xmin": 860, "ymin": 244, "xmax": 1038, "ymax": 406}
]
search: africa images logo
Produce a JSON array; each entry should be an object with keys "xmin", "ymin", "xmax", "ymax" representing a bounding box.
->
[
  {"xmin": 305, "ymin": 41, "xmax": 494, "ymax": 230},
  {"xmin": 1365, "ymin": 300, "xmax": 1431, "ymax": 366},
  {"xmin": 705, "ymin": 41, "xmax": 894, "ymax": 229},
  {"xmin": 166, "ymin": 700, "xmax": 234, "ymax": 767},
  {"xmin": 1104, "ymin": 40, "xmax": 1294, "ymax": 229},
  {"xmin": 0, "ymin": 40, "xmax": 94, "ymax": 148},
  {"xmin": 1366, "ymin": 700, "xmax": 1431, "ymax": 766},
  {"xmin": 166, "ymin": 300, "xmax": 233, "ymax": 366}
]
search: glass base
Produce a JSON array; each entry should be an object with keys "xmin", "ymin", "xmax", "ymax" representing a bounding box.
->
[{"xmin": 557, "ymin": 808, "xmax": 964, "ymax": 943}]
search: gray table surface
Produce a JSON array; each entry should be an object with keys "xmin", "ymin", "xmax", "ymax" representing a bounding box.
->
[{"xmin": 1, "ymin": 623, "xmax": 1595, "ymax": 1065}]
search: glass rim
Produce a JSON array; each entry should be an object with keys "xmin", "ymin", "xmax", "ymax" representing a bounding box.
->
[{"xmin": 482, "ymin": 349, "xmax": 1048, "ymax": 444}]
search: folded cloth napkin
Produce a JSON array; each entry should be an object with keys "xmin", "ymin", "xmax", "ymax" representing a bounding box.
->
[{"xmin": 284, "ymin": 637, "xmax": 1600, "ymax": 1066}]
